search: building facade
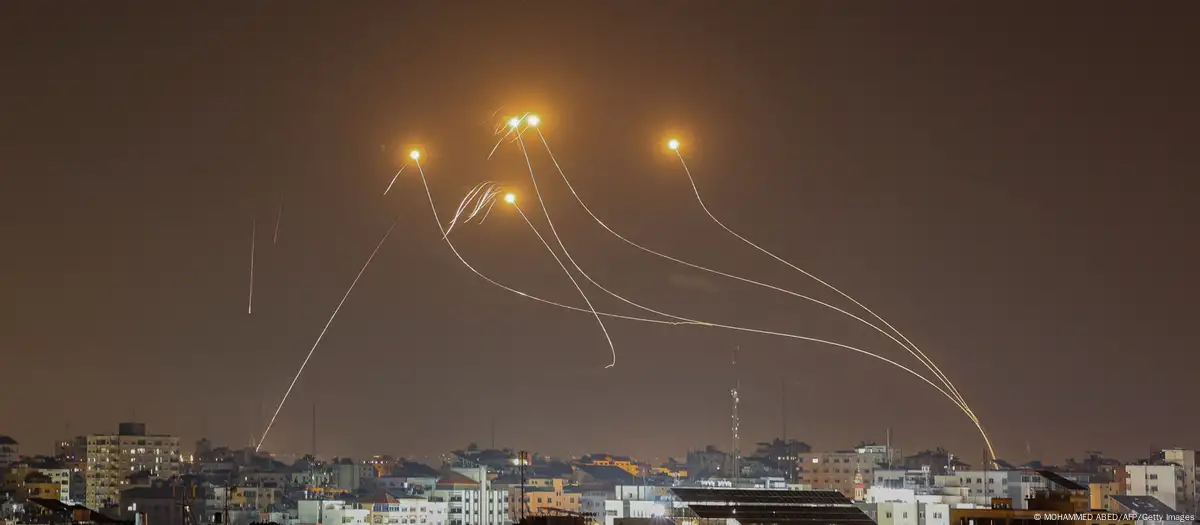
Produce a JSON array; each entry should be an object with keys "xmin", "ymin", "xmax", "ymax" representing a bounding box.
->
[
  {"xmin": 430, "ymin": 469, "xmax": 508, "ymax": 525},
  {"xmin": 1161, "ymin": 449, "xmax": 1198, "ymax": 515},
  {"xmin": 797, "ymin": 446, "xmax": 891, "ymax": 498},
  {"xmin": 85, "ymin": 422, "xmax": 181, "ymax": 509},
  {"xmin": 1125, "ymin": 464, "xmax": 1186, "ymax": 512},
  {"xmin": 0, "ymin": 436, "xmax": 19, "ymax": 468}
]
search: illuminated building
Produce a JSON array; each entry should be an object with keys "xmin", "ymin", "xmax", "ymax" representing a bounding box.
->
[
  {"xmin": 430, "ymin": 469, "xmax": 508, "ymax": 525},
  {"xmin": 502, "ymin": 477, "xmax": 580, "ymax": 521},
  {"xmin": 579, "ymin": 455, "xmax": 640, "ymax": 477},
  {"xmin": 650, "ymin": 466, "xmax": 687, "ymax": 479},
  {"xmin": 797, "ymin": 446, "xmax": 891, "ymax": 498},
  {"xmin": 85, "ymin": 422, "xmax": 181, "ymax": 509},
  {"xmin": 356, "ymin": 490, "xmax": 449, "ymax": 525},
  {"xmin": 0, "ymin": 435, "xmax": 19, "ymax": 468},
  {"xmin": 40, "ymin": 468, "xmax": 73, "ymax": 502}
]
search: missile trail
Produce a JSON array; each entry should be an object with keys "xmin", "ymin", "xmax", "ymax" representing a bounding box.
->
[
  {"xmin": 510, "ymin": 203, "xmax": 618, "ymax": 368},
  {"xmin": 513, "ymin": 129, "xmax": 624, "ymax": 367},
  {"xmin": 273, "ymin": 198, "xmax": 283, "ymax": 244},
  {"xmin": 673, "ymin": 148, "xmax": 988, "ymax": 458},
  {"xmin": 414, "ymin": 173, "xmax": 979, "ymax": 436},
  {"xmin": 249, "ymin": 218, "xmax": 256, "ymax": 314},
  {"xmin": 532, "ymin": 129, "xmax": 980, "ymax": 426},
  {"xmin": 410, "ymin": 160, "xmax": 689, "ymax": 327},
  {"xmin": 507, "ymin": 200, "xmax": 981, "ymax": 426},
  {"xmin": 384, "ymin": 165, "xmax": 406, "ymax": 195},
  {"xmin": 256, "ymin": 214, "xmax": 401, "ymax": 451}
]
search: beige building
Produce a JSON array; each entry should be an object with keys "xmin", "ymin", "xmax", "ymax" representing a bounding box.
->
[
  {"xmin": 796, "ymin": 445, "xmax": 891, "ymax": 498},
  {"xmin": 86, "ymin": 422, "xmax": 181, "ymax": 509},
  {"xmin": 1090, "ymin": 480, "xmax": 1121, "ymax": 511}
]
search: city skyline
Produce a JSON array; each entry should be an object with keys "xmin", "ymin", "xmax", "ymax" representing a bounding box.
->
[{"xmin": 2, "ymin": 2, "xmax": 1197, "ymax": 464}]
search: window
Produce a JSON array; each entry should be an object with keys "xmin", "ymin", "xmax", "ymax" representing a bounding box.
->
[{"xmin": 886, "ymin": 512, "xmax": 893, "ymax": 518}]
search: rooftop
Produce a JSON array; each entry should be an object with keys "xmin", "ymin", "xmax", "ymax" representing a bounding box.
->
[
  {"xmin": 670, "ymin": 488, "xmax": 873, "ymax": 525},
  {"xmin": 436, "ymin": 470, "xmax": 480, "ymax": 488},
  {"xmin": 1111, "ymin": 495, "xmax": 1179, "ymax": 516}
]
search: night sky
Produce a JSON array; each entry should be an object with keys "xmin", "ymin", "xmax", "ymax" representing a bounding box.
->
[{"xmin": 3, "ymin": 3, "xmax": 1197, "ymax": 466}]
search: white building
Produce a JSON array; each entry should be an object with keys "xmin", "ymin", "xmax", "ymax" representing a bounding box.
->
[
  {"xmin": 85, "ymin": 422, "xmax": 181, "ymax": 509},
  {"xmin": 430, "ymin": 469, "xmax": 508, "ymax": 525},
  {"xmin": 357, "ymin": 494, "xmax": 448, "ymax": 525},
  {"xmin": 1125, "ymin": 464, "xmax": 1186, "ymax": 511},
  {"xmin": 579, "ymin": 497, "xmax": 665, "ymax": 525},
  {"xmin": 299, "ymin": 500, "xmax": 370, "ymax": 525},
  {"xmin": 1161, "ymin": 449, "xmax": 1198, "ymax": 515}
]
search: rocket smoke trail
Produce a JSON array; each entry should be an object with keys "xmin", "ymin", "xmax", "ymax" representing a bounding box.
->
[
  {"xmin": 249, "ymin": 218, "xmax": 256, "ymax": 314},
  {"xmin": 384, "ymin": 165, "xmax": 406, "ymax": 195},
  {"xmin": 256, "ymin": 215, "xmax": 402, "ymax": 451},
  {"xmin": 273, "ymin": 198, "xmax": 283, "ymax": 244}
]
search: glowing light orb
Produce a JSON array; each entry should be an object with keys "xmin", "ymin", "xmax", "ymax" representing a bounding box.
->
[
  {"xmin": 667, "ymin": 139, "xmax": 680, "ymax": 151},
  {"xmin": 508, "ymin": 117, "xmax": 521, "ymax": 128},
  {"xmin": 526, "ymin": 115, "xmax": 540, "ymax": 127},
  {"xmin": 504, "ymin": 193, "xmax": 516, "ymax": 204},
  {"xmin": 409, "ymin": 150, "xmax": 420, "ymax": 160}
]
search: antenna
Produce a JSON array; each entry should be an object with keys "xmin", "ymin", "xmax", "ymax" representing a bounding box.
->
[
  {"xmin": 731, "ymin": 346, "xmax": 740, "ymax": 481},
  {"xmin": 886, "ymin": 428, "xmax": 892, "ymax": 469},
  {"xmin": 518, "ymin": 451, "xmax": 530, "ymax": 521}
]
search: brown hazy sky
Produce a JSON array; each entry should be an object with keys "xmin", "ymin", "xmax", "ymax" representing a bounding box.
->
[{"xmin": 1, "ymin": 2, "xmax": 1197, "ymax": 465}]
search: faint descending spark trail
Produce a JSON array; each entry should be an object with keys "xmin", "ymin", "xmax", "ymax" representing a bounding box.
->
[
  {"xmin": 505, "ymin": 201, "xmax": 977, "ymax": 418},
  {"xmin": 249, "ymin": 217, "xmax": 256, "ymax": 314},
  {"xmin": 532, "ymin": 129, "xmax": 983, "ymax": 427},
  {"xmin": 444, "ymin": 181, "xmax": 502, "ymax": 238},
  {"xmin": 273, "ymin": 198, "xmax": 283, "ymax": 244},
  {"xmin": 256, "ymin": 215, "xmax": 402, "ymax": 451},
  {"xmin": 672, "ymin": 149, "xmax": 991, "ymax": 458},
  {"xmin": 384, "ymin": 165, "xmax": 406, "ymax": 195}
]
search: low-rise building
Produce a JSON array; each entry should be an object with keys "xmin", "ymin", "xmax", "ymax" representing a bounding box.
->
[{"xmin": 0, "ymin": 436, "xmax": 19, "ymax": 468}]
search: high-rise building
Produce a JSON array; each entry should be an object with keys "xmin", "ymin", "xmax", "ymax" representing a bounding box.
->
[{"xmin": 85, "ymin": 422, "xmax": 181, "ymax": 509}]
